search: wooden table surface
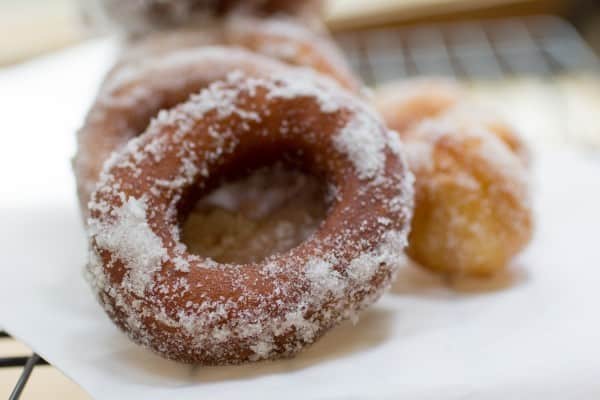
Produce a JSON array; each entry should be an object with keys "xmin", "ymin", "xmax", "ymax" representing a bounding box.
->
[{"xmin": 0, "ymin": 338, "xmax": 89, "ymax": 399}]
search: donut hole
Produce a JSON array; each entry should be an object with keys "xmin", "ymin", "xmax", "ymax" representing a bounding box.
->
[{"xmin": 181, "ymin": 162, "xmax": 329, "ymax": 264}]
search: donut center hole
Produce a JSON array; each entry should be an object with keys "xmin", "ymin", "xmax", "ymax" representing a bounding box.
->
[{"xmin": 181, "ymin": 163, "xmax": 328, "ymax": 264}]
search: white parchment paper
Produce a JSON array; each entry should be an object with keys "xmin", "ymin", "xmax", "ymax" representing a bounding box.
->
[{"xmin": 1, "ymin": 39, "xmax": 599, "ymax": 399}]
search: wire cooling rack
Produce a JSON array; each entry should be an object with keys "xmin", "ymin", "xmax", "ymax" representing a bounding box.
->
[
  {"xmin": 0, "ymin": 331, "xmax": 48, "ymax": 400},
  {"xmin": 334, "ymin": 15, "xmax": 599, "ymax": 84},
  {"xmin": 1, "ymin": 14, "xmax": 599, "ymax": 400}
]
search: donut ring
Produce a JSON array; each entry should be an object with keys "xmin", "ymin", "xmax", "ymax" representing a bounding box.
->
[
  {"xmin": 403, "ymin": 117, "xmax": 532, "ymax": 277},
  {"xmin": 86, "ymin": 72, "xmax": 413, "ymax": 364}
]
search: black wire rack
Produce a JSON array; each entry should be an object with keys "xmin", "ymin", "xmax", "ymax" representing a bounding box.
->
[
  {"xmin": 1, "ymin": 14, "xmax": 598, "ymax": 400},
  {"xmin": 0, "ymin": 331, "xmax": 48, "ymax": 400},
  {"xmin": 334, "ymin": 15, "xmax": 599, "ymax": 84}
]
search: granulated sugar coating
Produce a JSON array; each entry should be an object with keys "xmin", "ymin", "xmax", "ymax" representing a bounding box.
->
[
  {"xmin": 374, "ymin": 79, "xmax": 532, "ymax": 277},
  {"xmin": 86, "ymin": 71, "xmax": 413, "ymax": 365},
  {"xmin": 401, "ymin": 114, "xmax": 532, "ymax": 277},
  {"xmin": 75, "ymin": 47, "xmax": 290, "ymax": 211}
]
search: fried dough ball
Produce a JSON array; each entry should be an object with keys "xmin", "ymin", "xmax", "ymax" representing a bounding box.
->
[
  {"xmin": 403, "ymin": 117, "xmax": 532, "ymax": 277},
  {"xmin": 375, "ymin": 79, "xmax": 533, "ymax": 276}
]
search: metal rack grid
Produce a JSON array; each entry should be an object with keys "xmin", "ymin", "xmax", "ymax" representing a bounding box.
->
[
  {"xmin": 1, "ymin": 14, "xmax": 598, "ymax": 400},
  {"xmin": 0, "ymin": 331, "xmax": 47, "ymax": 400},
  {"xmin": 334, "ymin": 15, "xmax": 599, "ymax": 84}
]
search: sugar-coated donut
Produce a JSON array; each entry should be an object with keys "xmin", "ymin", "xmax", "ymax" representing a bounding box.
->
[
  {"xmin": 402, "ymin": 115, "xmax": 532, "ymax": 277},
  {"xmin": 375, "ymin": 79, "xmax": 532, "ymax": 276},
  {"xmin": 85, "ymin": 72, "xmax": 414, "ymax": 364}
]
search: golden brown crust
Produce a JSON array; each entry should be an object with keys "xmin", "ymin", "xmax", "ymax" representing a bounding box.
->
[
  {"xmin": 375, "ymin": 79, "xmax": 533, "ymax": 277},
  {"xmin": 403, "ymin": 120, "xmax": 532, "ymax": 277},
  {"xmin": 85, "ymin": 72, "xmax": 413, "ymax": 364}
]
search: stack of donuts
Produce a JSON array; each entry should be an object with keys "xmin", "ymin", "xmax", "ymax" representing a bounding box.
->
[{"xmin": 75, "ymin": 0, "xmax": 532, "ymax": 365}]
